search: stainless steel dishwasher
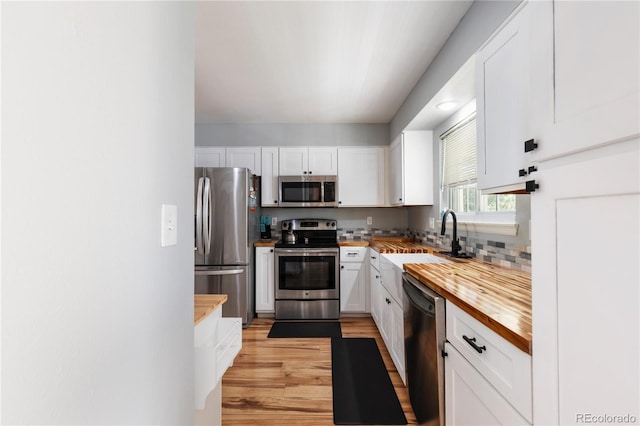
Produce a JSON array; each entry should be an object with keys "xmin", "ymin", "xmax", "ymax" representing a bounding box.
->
[{"xmin": 402, "ymin": 272, "xmax": 446, "ymax": 426}]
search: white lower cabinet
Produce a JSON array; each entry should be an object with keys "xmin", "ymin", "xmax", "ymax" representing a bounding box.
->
[
  {"xmin": 369, "ymin": 251, "xmax": 406, "ymax": 384},
  {"xmin": 194, "ymin": 307, "xmax": 242, "ymax": 425},
  {"xmin": 445, "ymin": 342, "xmax": 529, "ymax": 426},
  {"xmin": 339, "ymin": 247, "xmax": 368, "ymax": 313},
  {"xmin": 445, "ymin": 302, "xmax": 532, "ymax": 424},
  {"xmin": 255, "ymin": 247, "xmax": 275, "ymax": 314}
]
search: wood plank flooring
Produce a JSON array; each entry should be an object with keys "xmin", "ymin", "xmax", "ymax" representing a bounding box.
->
[{"xmin": 221, "ymin": 317, "xmax": 418, "ymax": 425}]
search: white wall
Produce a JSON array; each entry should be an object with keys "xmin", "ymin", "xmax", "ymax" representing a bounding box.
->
[
  {"xmin": 1, "ymin": 2, "xmax": 195, "ymax": 424},
  {"xmin": 196, "ymin": 123, "xmax": 389, "ymax": 146},
  {"xmin": 391, "ymin": 0, "xmax": 520, "ymax": 139}
]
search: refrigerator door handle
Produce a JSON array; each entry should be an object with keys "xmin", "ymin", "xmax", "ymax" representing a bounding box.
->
[
  {"xmin": 196, "ymin": 176, "xmax": 204, "ymax": 254},
  {"xmin": 194, "ymin": 269, "xmax": 244, "ymax": 276},
  {"xmin": 203, "ymin": 177, "xmax": 212, "ymax": 255}
]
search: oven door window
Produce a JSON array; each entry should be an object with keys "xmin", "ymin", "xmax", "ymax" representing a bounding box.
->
[
  {"xmin": 281, "ymin": 182, "xmax": 322, "ymax": 203},
  {"xmin": 278, "ymin": 255, "xmax": 336, "ymax": 290}
]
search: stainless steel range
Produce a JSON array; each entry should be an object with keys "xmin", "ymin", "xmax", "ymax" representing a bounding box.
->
[{"xmin": 274, "ymin": 219, "xmax": 339, "ymax": 320}]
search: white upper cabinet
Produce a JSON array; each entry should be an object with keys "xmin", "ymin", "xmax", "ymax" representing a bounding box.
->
[
  {"xmin": 389, "ymin": 131, "xmax": 433, "ymax": 206},
  {"xmin": 225, "ymin": 147, "xmax": 262, "ymax": 175},
  {"xmin": 337, "ymin": 147, "xmax": 386, "ymax": 207},
  {"xmin": 529, "ymin": 0, "xmax": 640, "ymax": 161},
  {"xmin": 279, "ymin": 147, "xmax": 338, "ymax": 175},
  {"xmin": 260, "ymin": 147, "xmax": 279, "ymax": 207},
  {"xmin": 195, "ymin": 146, "xmax": 262, "ymax": 175},
  {"xmin": 195, "ymin": 147, "xmax": 225, "ymax": 168},
  {"xmin": 476, "ymin": 2, "xmax": 532, "ymax": 194}
]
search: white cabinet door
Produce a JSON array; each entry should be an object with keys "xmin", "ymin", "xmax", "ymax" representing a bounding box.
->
[
  {"xmin": 260, "ymin": 147, "xmax": 279, "ymax": 207},
  {"xmin": 369, "ymin": 264, "xmax": 382, "ymax": 327},
  {"xmin": 390, "ymin": 299, "xmax": 406, "ymax": 384},
  {"xmin": 255, "ymin": 247, "xmax": 275, "ymax": 313},
  {"xmin": 195, "ymin": 147, "xmax": 225, "ymax": 168},
  {"xmin": 340, "ymin": 262, "xmax": 367, "ymax": 313},
  {"xmin": 389, "ymin": 135, "xmax": 403, "ymax": 205},
  {"xmin": 531, "ymin": 139, "xmax": 639, "ymax": 425},
  {"xmin": 308, "ymin": 147, "xmax": 338, "ymax": 175},
  {"xmin": 476, "ymin": 3, "xmax": 531, "ymax": 193},
  {"xmin": 337, "ymin": 147, "xmax": 385, "ymax": 207},
  {"xmin": 445, "ymin": 342, "xmax": 529, "ymax": 426},
  {"xmin": 226, "ymin": 147, "xmax": 261, "ymax": 175},
  {"xmin": 279, "ymin": 147, "xmax": 338, "ymax": 175},
  {"xmin": 278, "ymin": 147, "xmax": 308, "ymax": 175},
  {"xmin": 529, "ymin": 1, "xmax": 640, "ymax": 162},
  {"xmin": 389, "ymin": 131, "xmax": 433, "ymax": 206}
]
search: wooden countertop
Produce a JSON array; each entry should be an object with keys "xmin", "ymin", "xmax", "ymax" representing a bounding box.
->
[
  {"xmin": 370, "ymin": 239, "xmax": 437, "ymax": 254},
  {"xmin": 404, "ymin": 260, "xmax": 532, "ymax": 354},
  {"xmin": 254, "ymin": 240, "xmax": 278, "ymax": 247},
  {"xmin": 339, "ymin": 241, "xmax": 370, "ymax": 247},
  {"xmin": 194, "ymin": 294, "xmax": 227, "ymax": 325}
]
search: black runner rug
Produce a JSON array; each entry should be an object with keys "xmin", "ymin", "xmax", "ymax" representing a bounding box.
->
[
  {"xmin": 331, "ymin": 337, "xmax": 407, "ymax": 425},
  {"xmin": 267, "ymin": 321, "xmax": 342, "ymax": 338}
]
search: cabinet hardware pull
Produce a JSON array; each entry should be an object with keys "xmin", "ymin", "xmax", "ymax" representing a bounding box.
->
[
  {"xmin": 528, "ymin": 165, "xmax": 538, "ymax": 174},
  {"xmin": 525, "ymin": 180, "xmax": 539, "ymax": 193},
  {"xmin": 371, "ymin": 256, "xmax": 377, "ymax": 259},
  {"xmin": 385, "ymin": 298, "xmax": 391, "ymax": 304},
  {"xmin": 309, "ymin": 171, "xmax": 313, "ymax": 175},
  {"xmin": 303, "ymin": 171, "xmax": 307, "ymax": 174},
  {"xmin": 524, "ymin": 139, "xmax": 538, "ymax": 152},
  {"xmin": 463, "ymin": 335, "xmax": 486, "ymax": 353},
  {"xmin": 519, "ymin": 168, "xmax": 527, "ymax": 177},
  {"xmin": 376, "ymin": 275, "xmax": 380, "ymax": 279},
  {"xmin": 341, "ymin": 265, "xmax": 344, "ymax": 269}
]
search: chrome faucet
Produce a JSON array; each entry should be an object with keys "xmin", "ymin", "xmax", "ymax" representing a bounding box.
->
[{"xmin": 440, "ymin": 209, "xmax": 463, "ymax": 258}]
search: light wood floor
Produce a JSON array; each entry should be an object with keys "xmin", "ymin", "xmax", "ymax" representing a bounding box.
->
[{"xmin": 221, "ymin": 316, "xmax": 418, "ymax": 425}]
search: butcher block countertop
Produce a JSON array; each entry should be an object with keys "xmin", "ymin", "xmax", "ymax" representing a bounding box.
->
[
  {"xmin": 254, "ymin": 240, "xmax": 277, "ymax": 247},
  {"xmin": 370, "ymin": 238, "xmax": 438, "ymax": 254},
  {"xmin": 404, "ymin": 261, "xmax": 532, "ymax": 354},
  {"xmin": 194, "ymin": 294, "xmax": 227, "ymax": 325},
  {"xmin": 338, "ymin": 241, "xmax": 370, "ymax": 247}
]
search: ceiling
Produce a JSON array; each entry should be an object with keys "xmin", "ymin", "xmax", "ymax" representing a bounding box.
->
[{"xmin": 195, "ymin": 1, "xmax": 474, "ymax": 125}]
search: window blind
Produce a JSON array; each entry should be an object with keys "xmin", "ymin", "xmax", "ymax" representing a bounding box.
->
[{"xmin": 441, "ymin": 114, "xmax": 477, "ymax": 188}]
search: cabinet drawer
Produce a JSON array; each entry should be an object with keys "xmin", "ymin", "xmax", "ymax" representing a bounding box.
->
[
  {"xmin": 446, "ymin": 303, "xmax": 532, "ymax": 422},
  {"xmin": 194, "ymin": 316, "xmax": 242, "ymax": 410},
  {"xmin": 340, "ymin": 246, "xmax": 367, "ymax": 262},
  {"xmin": 369, "ymin": 248, "xmax": 380, "ymax": 271}
]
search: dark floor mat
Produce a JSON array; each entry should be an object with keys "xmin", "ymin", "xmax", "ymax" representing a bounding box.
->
[
  {"xmin": 331, "ymin": 337, "xmax": 407, "ymax": 425},
  {"xmin": 267, "ymin": 321, "xmax": 342, "ymax": 338}
]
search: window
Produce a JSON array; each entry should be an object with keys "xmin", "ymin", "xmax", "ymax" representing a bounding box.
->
[{"xmin": 440, "ymin": 113, "xmax": 515, "ymax": 217}]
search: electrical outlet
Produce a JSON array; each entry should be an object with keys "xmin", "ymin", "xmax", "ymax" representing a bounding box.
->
[
  {"xmin": 161, "ymin": 204, "xmax": 177, "ymax": 247},
  {"xmin": 429, "ymin": 217, "xmax": 435, "ymax": 229},
  {"xmin": 271, "ymin": 217, "xmax": 277, "ymax": 226},
  {"xmin": 366, "ymin": 216, "xmax": 373, "ymax": 225}
]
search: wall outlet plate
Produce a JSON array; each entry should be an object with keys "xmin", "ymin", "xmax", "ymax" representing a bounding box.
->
[
  {"xmin": 161, "ymin": 204, "xmax": 177, "ymax": 247},
  {"xmin": 271, "ymin": 217, "xmax": 277, "ymax": 226},
  {"xmin": 429, "ymin": 217, "xmax": 435, "ymax": 229},
  {"xmin": 366, "ymin": 216, "xmax": 373, "ymax": 225}
]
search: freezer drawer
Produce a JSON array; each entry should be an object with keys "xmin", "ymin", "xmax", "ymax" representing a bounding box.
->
[{"xmin": 195, "ymin": 265, "xmax": 253, "ymax": 327}]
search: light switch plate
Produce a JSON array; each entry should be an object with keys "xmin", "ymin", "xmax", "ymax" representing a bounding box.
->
[
  {"xmin": 161, "ymin": 204, "xmax": 177, "ymax": 247},
  {"xmin": 429, "ymin": 217, "xmax": 435, "ymax": 229},
  {"xmin": 366, "ymin": 216, "xmax": 373, "ymax": 225}
]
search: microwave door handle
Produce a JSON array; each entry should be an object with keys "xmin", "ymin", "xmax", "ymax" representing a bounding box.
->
[
  {"xmin": 203, "ymin": 177, "xmax": 212, "ymax": 255},
  {"xmin": 196, "ymin": 177, "xmax": 204, "ymax": 254}
]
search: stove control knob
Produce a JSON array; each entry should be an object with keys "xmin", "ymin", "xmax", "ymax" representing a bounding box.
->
[
  {"xmin": 282, "ymin": 222, "xmax": 288, "ymax": 229},
  {"xmin": 326, "ymin": 222, "xmax": 330, "ymax": 227}
]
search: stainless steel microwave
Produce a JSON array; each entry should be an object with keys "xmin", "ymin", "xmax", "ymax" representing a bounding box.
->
[{"xmin": 278, "ymin": 175, "xmax": 338, "ymax": 207}]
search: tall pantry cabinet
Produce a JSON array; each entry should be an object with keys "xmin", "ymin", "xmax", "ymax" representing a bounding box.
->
[{"xmin": 529, "ymin": 1, "xmax": 639, "ymax": 424}]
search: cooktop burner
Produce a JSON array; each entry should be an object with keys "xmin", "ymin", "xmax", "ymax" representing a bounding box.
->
[{"xmin": 276, "ymin": 218, "xmax": 338, "ymax": 249}]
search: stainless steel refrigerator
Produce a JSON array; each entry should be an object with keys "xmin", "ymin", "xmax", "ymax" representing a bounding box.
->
[{"xmin": 194, "ymin": 167, "xmax": 258, "ymax": 327}]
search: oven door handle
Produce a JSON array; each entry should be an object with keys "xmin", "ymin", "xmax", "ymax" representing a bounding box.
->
[
  {"xmin": 274, "ymin": 248, "xmax": 339, "ymax": 255},
  {"xmin": 194, "ymin": 269, "xmax": 244, "ymax": 276}
]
